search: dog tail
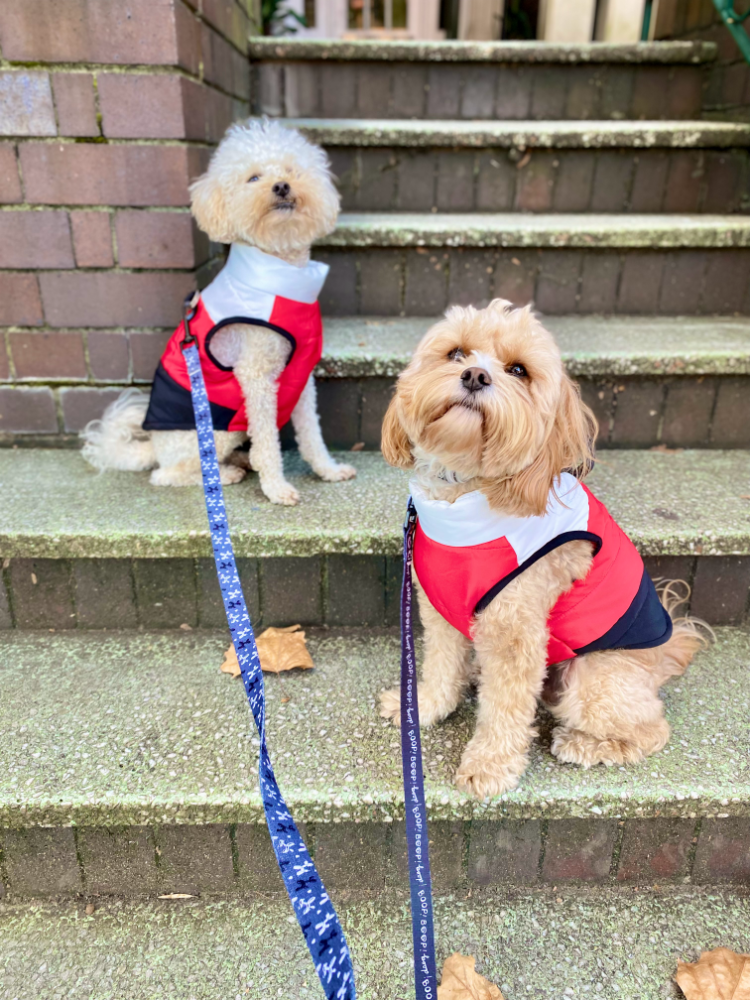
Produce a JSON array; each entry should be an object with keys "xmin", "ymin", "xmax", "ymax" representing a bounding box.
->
[
  {"xmin": 80, "ymin": 389, "xmax": 156, "ymax": 472},
  {"xmin": 653, "ymin": 579, "xmax": 714, "ymax": 683}
]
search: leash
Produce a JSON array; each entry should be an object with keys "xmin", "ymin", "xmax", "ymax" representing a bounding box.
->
[
  {"xmin": 401, "ymin": 498, "xmax": 438, "ymax": 999},
  {"xmin": 180, "ymin": 295, "xmax": 356, "ymax": 1000}
]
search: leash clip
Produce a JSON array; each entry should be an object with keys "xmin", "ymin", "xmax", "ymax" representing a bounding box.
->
[
  {"xmin": 180, "ymin": 291, "xmax": 200, "ymax": 347},
  {"xmin": 403, "ymin": 496, "xmax": 417, "ymax": 531}
]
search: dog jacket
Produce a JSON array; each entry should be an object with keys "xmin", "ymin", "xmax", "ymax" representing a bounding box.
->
[
  {"xmin": 142, "ymin": 244, "xmax": 329, "ymax": 433},
  {"xmin": 411, "ymin": 472, "xmax": 672, "ymax": 666}
]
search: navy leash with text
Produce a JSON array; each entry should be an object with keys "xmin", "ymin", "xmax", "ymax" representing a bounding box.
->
[
  {"xmin": 180, "ymin": 295, "xmax": 355, "ymax": 1000},
  {"xmin": 401, "ymin": 498, "xmax": 438, "ymax": 999}
]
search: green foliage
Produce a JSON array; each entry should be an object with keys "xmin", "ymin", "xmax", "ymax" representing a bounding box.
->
[{"xmin": 261, "ymin": 0, "xmax": 307, "ymax": 35}]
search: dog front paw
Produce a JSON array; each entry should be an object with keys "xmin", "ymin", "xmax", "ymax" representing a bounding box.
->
[
  {"xmin": 379, "ymin": 686, "xmax": 402, "ymax": 726},
  {"xmin": 261, "ymin": 479, "xmax": 300, "ymax": 506},
  {"xmin": 317, "ymin": 463, "xmax": 357, "ymax": 483},
  {"xmin": 220, "ymin": 464, "xmax": 246, "ymax": 485},
  {"xmin": 455, "ymin": 745, "xmax": 526, "ymax": 799}
]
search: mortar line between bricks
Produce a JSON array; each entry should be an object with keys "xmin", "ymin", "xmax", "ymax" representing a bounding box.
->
[
  {"xmin": 229, "ymin": 823, "xmax": 240, "ymax": 882},
  {"xmin": 537, "ymin": 817, "xmax": 549, "ymax": 881},
  {"xmin": 607, "ymin": 820, "xmax": 626, "ymax": 886},
  {"xmin": 705, "ymin": 377, "xmax": 722, "ymax": 447},
  {"xmin": 686, "ymin": 817, "xmax": 703, "ymax": 882},
  {"xmin": 1, "ymin": 60, "xmax": 251, "ymax": 97},
  {"xmin": 73, "ymin": 826, "xmax": 86, "ymax": 891},
  {"xmin": 653, "ymin": 381, "xmax": 669, "ymax": 445},
  {"xmin": 2, "ymin": 561, "xmax": 18, "ymax": 629},
  {"xmin": 4, "ymin": 136, "xmax": 215, "ymax": 149},
  {"xmin": 461, "ymin": 819, "xmax": 471, "ymax": 887}
]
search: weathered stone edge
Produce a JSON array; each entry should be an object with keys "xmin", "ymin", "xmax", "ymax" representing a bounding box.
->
[
  {"xmin": 315, "ymin": 350, "xmax": 750, "ymax": 380},
  {"xmin": 249, "ymin": 38, "xmax": 716, "ymax": 65},
  {"xmin": 1, "ymin": 528, "xmax": 748, "ymax": 560},
  {"xmin": 320, "ymin": 214, "xmax": 750, "ymax": 249},
  {"xmin": 289, "ymin": 119, "xmax": 750, "ymax": 149}
]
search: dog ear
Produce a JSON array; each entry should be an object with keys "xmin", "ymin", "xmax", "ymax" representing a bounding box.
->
[
  {"xmin": 190, "ymin": 174, "xmax": 233, "ymax": 243},
  {"xmin": 381, "ymin": 395, "xmax": 414, "ymax": 469},
  {"xmin": 484, "ymin": 375, "xmax": 597, "ymax": 516}
]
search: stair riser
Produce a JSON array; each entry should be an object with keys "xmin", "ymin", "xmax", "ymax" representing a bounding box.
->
[
  {"xmin": 315, "ymin": 247, "xmax": 750, "ymax": 317},
  {"xmin": 1, "ymin": 816, "xmax": 747, "ymax": 899},
  {"xmin": 328, "ymin": 146, "xmax": 749, "ymax": 215},
  {"xmin": 312, "ymin": 374, "xmax": 750, "ymax": 451},
  {"xmin": 253, "ymin": 62, "xmax": 704, "ymax": 121},
  {"xmin": 2, "ymin": 553, "xmax": 748, "ymax": 630}
]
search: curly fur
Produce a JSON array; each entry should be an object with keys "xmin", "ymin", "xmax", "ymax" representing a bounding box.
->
[
  {"xmin": 81, "ymin": 119, "xmax": 355, "ymax": 504},
  {"xmin": 379, "ymin": 299, "xmax": 708, "ymax": 798}
]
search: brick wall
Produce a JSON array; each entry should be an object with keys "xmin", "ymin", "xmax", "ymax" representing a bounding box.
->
[
  {"xmin": 0, "ymin": 0, "xmax": 252, "ymax": 440},
  {"xmin": 654, "ymin": 0, "xmax": 750, "ymax": 120}
]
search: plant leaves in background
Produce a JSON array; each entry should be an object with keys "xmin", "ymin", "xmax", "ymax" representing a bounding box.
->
[
  {"xmin": 438, "ymin": 953, "xmax": 504, "ymax": 1000},
  {"xmin": 220, "ymin": 625, "xmax": 314, "ymax": 678},
  {"xmin": 676, "ymin": 948, "xmax": 750, "ymax": 999}
]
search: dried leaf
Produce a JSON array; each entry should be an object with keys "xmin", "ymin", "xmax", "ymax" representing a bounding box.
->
[
  {"xmin": 350, "ymin": 441, "xmax": 365, "ymax": 451},
  {"xmin": 256, "ymin": 624, "xmax": 314, "ymax": 674},
  {"xmin": 650, "ymin": 444, "xmax": 684, "ymax": 454},
  {"xmin": 676, "ymin": 948, "xmax": 750, "ymax": 999},
  {"xmin": 220, "ymin": 625, "xmax": 314, "ymax": 678},
  {"xmin": 220, "ymin": 645, "xmax": 241, "ymax": 678},
  {"xmin": 438, "ymin": 954, "xmax": 504, "ymax": 1000},
  {"xmin": 158, "ymin": 893, "xmax": 195, "ymax": 900}
]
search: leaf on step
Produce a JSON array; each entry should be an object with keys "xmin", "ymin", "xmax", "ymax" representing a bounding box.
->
[
  {"xmin": 220, "ymin": 625, "xmax": 314, "ymax": 678},
  {"xmin": 257, "ymin": 625, "xmax": 314, "ymax": 674},
  {"xmin": 158, "ymin": 893, "xmax": 195, "ymax": 900},
  {"xmin": 438, "ymin": 954, "xmax": 504, "ymax": 1000},
  {"xmin": 676, "ymin": 947, "xmax": 750, "ymax": 999},
  {"xmin": 650, "ymin": 444, "xmax": 684, "ymax": 454}
]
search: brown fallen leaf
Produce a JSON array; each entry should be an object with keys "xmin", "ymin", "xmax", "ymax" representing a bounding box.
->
[
  {"xmin": 220, "ymin": 625, "xmax": 314, "ymax": 678},
  {"xmin": 438, "ymin": 953, "xmax": 504, "ymax": 1000},
  {"xmin": 676, "ymin": 947, "xmax": 750, "ymax": 999},
  {"xmin": 741, "ymin": 495, "xmax": 750, "ymax": 500}
]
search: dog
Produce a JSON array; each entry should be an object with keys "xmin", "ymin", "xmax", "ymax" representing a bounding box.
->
[
  {"xmin": 379, "ymin": 299, "xmax": 708, "ymax": 799},
  {"xmin": 82, "ymin": 119, "xmax": 355, "ymax": 506}
]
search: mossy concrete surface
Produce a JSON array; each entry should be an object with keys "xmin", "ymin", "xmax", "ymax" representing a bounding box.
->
[
  {"xmin": 321, "ymin": 213, "xmax": 750, "ymax": 249},
  {"xmin": 0, "ymin": 627, "xmax": 749, "ymax": 827},
  {"xmin": 0, "ymin": 449, "xmax": 748, "ymax": 560},
  {"xmin": 288, "ymin": 117, "xmax": 750, "ymax": 149},
  {"xmin": 317, "ymin": 316, "xmax": 750, "ymax": 379},
  {"xmin": 1, "ymin": 888, "xmax": 749, "ymax": 999},
  {"xmin": 249, "ymin": 37, "xmax": 716, "ymax": 64}
]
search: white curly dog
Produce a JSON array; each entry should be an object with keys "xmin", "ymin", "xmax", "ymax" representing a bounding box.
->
[{"xmin": 82, "ymin": 119, "xmax": 355, "ymax": 506}]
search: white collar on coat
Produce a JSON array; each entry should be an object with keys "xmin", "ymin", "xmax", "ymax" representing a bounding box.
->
[
  {"xmin": 201, "ymin": 244, "xmax": 329, "ymax": 324},
  {"xmin": 409, "ymin": 472, "xmax": 590, "ymax": 563}
]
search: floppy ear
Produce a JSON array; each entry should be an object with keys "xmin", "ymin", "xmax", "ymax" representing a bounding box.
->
[
  {"xmin": 190, "ymin": 173, "xmax": 233, "ymax": 243},
  {"xmin": 484, "ymin": 375, "xmax": 597, "ymax": 517},
  {"xmin": 381, "ymin": 395, "xmax": 414, "ymax": 469}
]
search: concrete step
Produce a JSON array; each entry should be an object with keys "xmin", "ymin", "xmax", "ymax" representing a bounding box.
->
[
  {"xmin": 250, "ymin": 39, "xmax": 714, "ymax": 122},
  {"xmin": 1, "ymin": 889, "xmax": 750, "ymax": 998},
  {"xmin": 287, "ymin": 119, "xmax": 750, "ymax": 214},
  {"xmin": 313, "ymin": 315, "xmax": 750, "ymax": 450},
  {"xmin": 1, "ymin": 626, "xmax": 749, "ymax": 900},
  {"xmin": 0, "ymin": 449, "xmax": 748, "ymax": 630},
  {"xmin": 313, "ymin": 214, "xmax": 750, "ymax": 317}
]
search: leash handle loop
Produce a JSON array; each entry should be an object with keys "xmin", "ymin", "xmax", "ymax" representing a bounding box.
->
[
  {"xmin": 180, "ymin": 315, "xmax": 355, "ymax": 1000},
  {"xmin": 401, "ymin": 497, "xmax": 438, "ymax": 999}
]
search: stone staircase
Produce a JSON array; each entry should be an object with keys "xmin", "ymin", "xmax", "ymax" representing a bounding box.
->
[{"xmin": 2, "ymin": 37, "xmax": 750, "ymax": 999}]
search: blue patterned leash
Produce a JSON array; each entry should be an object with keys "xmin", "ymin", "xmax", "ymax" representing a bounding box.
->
[
  {"xmin": 401, "ymin": 498, "xmax": 438, "ymax": 999},
  {"xmin": 180, "ymin": 295, "xmax": 356, "ymax": 1000}
]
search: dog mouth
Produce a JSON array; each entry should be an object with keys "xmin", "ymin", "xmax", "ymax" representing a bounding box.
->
[{"xmin": 273, "ymin": 200, "xmax": 297, "ymax": 212}]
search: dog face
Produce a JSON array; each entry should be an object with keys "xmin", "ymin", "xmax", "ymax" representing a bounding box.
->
[
  {"xmin": 382, "ymin": 299, "xmax": 596, "ymax": 515},
  {"xmin": 189, "ymin": 119, "xmax": 340, "ymax": 254}
]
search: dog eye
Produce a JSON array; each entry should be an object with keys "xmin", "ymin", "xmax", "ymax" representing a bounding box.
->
[
  {"xmin": 447, "ymin": 348, "xmax": 465, "ymax": 361},
  {"xmin": 507, "ymin": 363, "xmax": 528, "ymax": 378},
  {"xmin": 247, "ymin": 175, "xmax": 261, "ymax": 183}
]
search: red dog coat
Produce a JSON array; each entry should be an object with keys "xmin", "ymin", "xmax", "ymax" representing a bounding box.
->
[
  {"xmin": 411, "ymin": 473, "xmax": 672, "ymax": 665},
  {"xmin": 143, "ymin": 244, "xmax": 329, "ymax": 433}
]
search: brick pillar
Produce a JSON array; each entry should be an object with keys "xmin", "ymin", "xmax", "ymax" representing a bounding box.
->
[
  {"xmin": 0, "ymin": 0, "xmax": 252, "ymax": 439},
  {"xmin": 653, "ymin": 0, "xmax": 750, "ymax": 121}
]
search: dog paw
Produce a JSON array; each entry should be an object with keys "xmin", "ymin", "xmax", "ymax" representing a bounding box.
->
[
  {"xmin": 318, "ymin": 463, "xmax": 357, "ymax": 483},
  {"xmin": 455, "ymin": 746, "xmax": 525, "ymax": 799},
  {"xmin": 220, "ymin": 464, "xmax": 246, "ymax": 485},
  {"xmin": 379, "ymin": 686, "xmax": 402, "ymax": 726},
  {"xmin": 262, "ymin": 480, "xmax": 300, "ymax": 506},
  {"xmin": 149, "ymin": 467, "xmax": 201, "ymax": 487},
  {"xmin": 551, "ymin": 726, "xmax": 645, "ymax": 768}
]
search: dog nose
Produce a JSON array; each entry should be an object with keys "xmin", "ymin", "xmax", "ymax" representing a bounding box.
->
[
  {"xmin": 272, "ymin": 181, "xmax": 291, "ymax": 198},
  {"xmin": 461, "ymin": 366, "xmax": 492, "ymax": 393}
]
